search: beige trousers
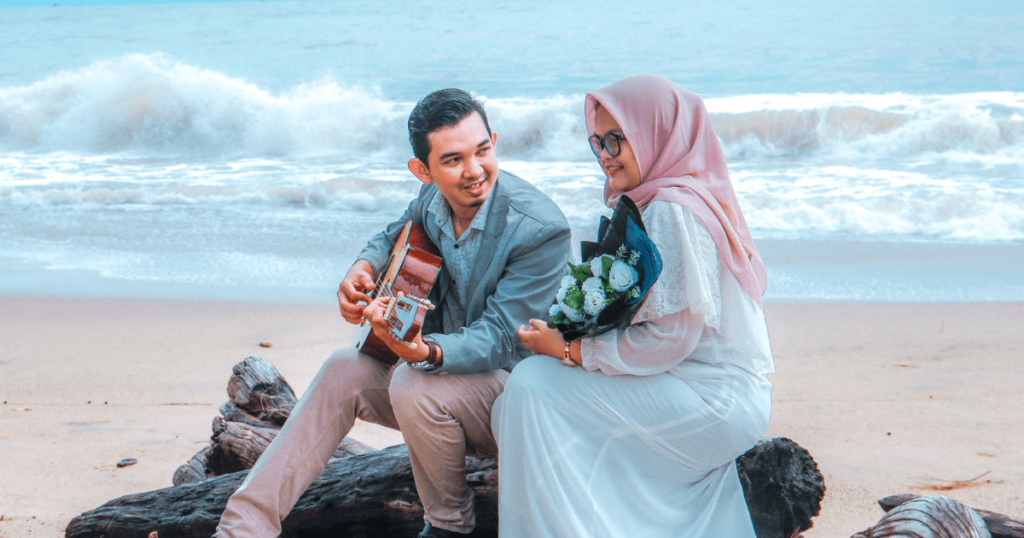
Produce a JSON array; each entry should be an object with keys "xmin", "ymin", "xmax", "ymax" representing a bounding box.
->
[{"xmin": 215, "ymin": 346, "xmax": 509, "ymax": 537}]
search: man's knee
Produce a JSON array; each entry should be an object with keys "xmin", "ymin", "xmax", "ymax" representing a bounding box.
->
[
  {"xmin": 313, "ymin": 347, "xmax": 355, "ymax": 383},
  {"xmin": 388, "ymin": 365, "xmax": 433, "ymax": 418},
  {"xmin": 389, "ymin": 367, "xmax": 505, "ymax": 424},
  {"xmin": 323, "ymin": 346, "xmax": 361, "ymax": 370},
  {"xmin": 310, "ymin": 347, "xmax": 389, "ymax": 394}
]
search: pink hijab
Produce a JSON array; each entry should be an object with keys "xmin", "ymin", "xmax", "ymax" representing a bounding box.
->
[{"xmin": 586, "ymin": 74, "xmax": 768, "ymax": 307}]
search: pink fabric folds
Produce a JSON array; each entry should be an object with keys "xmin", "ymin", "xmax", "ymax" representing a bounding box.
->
[{"xmin": 585, "ymin": 74, "xmax": 768, "ymax": 307}]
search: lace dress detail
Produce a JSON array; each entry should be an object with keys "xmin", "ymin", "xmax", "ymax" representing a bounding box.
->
[{"xmin": 633, "ymin": 201, "xmax": 722, "ymax": 331}]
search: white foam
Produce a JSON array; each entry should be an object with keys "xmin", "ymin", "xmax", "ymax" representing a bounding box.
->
[
  {"xmin": 3, "ymin": 53, "xmax": 1024, "ymax": 171},
  {"xmin": 0, "ymin": 53, "xmax": 410, "ymax": 156}
]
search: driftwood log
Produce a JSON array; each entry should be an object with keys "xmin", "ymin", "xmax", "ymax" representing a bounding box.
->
[
  {"xmin": 66, "ymin": 356, "xmax": 825, "ymax": 538},
  {"xmin": 68, "ymin": 444, "xmax": 489, "ymax": 538},
  {"xmin": 854, "ymin": 494, "xmax": 1024, "ymax": 538},
  {"xmin": 173, "ymin": 356, "xmax": 375, "ymax": 486},
  {"xmin": 853, "ymin": 495, "xmax": 990, "ymax": 538}
]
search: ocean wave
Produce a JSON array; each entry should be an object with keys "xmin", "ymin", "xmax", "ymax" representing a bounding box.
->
[
  {"xmin": 711, "ymin": 93, "xmax": 1024, "ymax": 160},
  {"xmin": 3, "ymin": 53, "xmax": 1023, "ymax": 165},
  {"xmin": 0, "ymin": 175, "xmax": 423, "ymax": 213},
  {"xmin": 742, "ymin": 193, "xmax": 1024, "ymax": 242},
  {"xmin": 0, "ymin": 53, "xmax": 410, "ymax": 156}
]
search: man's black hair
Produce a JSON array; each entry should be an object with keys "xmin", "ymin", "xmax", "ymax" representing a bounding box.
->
[{"xmin": 408, "ymin": 88, "xmax": 492, "ymax": 167}]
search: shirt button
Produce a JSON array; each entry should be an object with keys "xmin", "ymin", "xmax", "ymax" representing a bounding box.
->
[{"xmin": 454, "ymin": 244, "xmax": 460, "ymax": 249}]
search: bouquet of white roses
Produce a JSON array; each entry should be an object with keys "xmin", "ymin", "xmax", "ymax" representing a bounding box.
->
[
  {"xmin": 549, "ymin": 245, "xmax": 642, "ymax": 324},
  {"xmin": 548, "ymin": 195, "xmax": 662, "ymax": 340}
]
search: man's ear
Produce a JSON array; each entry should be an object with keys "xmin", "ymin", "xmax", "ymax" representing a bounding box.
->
[
  {"xmin": 491, "ymin": 130, "xmax": 498, "ymax": 150},
  {"xmin": 408, "ymin": 158, "xmax": 432, "ymax": 184}
]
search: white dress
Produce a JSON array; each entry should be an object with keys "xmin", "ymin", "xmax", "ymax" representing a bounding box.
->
[{"xmin": 492, "ymin": 201, "xmax": 775, "ymax": 538}]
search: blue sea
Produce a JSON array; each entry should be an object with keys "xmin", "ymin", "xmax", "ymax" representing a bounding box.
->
[{"xmin": 1, "ymin": 0, "xmax": 1022, "ymax": 303}]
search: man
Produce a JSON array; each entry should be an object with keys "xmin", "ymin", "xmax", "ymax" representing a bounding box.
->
[{"xmin": 215, "ymin": 88, "xmax": 572, "ymax": 538}]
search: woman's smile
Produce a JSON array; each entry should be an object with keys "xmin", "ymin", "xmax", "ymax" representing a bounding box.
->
[{"xmin": 602, "ymin": 161, "xmax": 625, "ymax": 175}]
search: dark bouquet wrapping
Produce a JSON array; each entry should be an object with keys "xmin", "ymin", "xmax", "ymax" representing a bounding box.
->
[{"xmin": 547, "ymin": 195, "xmax": 663, "ymax": 341}]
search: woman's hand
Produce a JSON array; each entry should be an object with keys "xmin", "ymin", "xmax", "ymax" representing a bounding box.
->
[{"xmin": 517, "ymin": 319, "xmax": 566, "ymax": 358}]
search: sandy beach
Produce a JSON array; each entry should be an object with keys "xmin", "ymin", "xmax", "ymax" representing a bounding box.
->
[{"xmin": 1, "ymin": 297, "xmax": 1021, "ymax": 537}]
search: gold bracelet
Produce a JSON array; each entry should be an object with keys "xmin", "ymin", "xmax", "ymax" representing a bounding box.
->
[{"xmin": 561, "ymin": 341, "xmax": 576, "ymax": 367}]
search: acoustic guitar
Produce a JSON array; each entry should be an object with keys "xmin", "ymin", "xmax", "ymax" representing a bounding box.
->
[{"xmin": 352, "ymin": 221, "xmax": 443, "ymax": 364}]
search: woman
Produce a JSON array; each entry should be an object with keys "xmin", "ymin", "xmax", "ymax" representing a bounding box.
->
[{"xmin": 491, "ymin": 74, "xmax": 775, "ymax": 538}]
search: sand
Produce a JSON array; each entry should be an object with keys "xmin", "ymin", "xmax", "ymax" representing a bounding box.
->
[{"xmin": 1, "ymin": 297, "xmax": 1021, "ymax": 537}]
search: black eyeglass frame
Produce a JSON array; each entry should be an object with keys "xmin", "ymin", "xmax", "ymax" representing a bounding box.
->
[{"xmin": 589, "ymin": 132, "xmax": 627, "ymax": 158}]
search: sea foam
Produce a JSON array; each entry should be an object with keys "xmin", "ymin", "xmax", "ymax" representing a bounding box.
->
[{"xmin": 3, "ymin": 54, "xmax": 1023, "ymax": 166}]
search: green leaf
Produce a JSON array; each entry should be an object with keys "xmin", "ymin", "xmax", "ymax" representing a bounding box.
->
[
  {"xmin": 602, "ymin": 256, "xmax": 614, "ymax": 277},
  {"xmin": 548, "ymin": 311, "xmax": 567, "ymax": 327},
  {"xmin": 564, "ymin": 288, "xmax": 585, "ymax": 310},
  {"xmin": 571, "ymin": 264, "xmax": 593, "ymax": 282}
]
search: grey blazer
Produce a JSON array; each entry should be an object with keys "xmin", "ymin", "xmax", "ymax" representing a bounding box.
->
[{"xmin": 357, "ymin": 170, "xmax": 572, "ymax": 374}]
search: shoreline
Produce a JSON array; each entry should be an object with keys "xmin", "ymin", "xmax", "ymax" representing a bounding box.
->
[
  {"xmin": 1, "ymin": 297, "xmax": 1022, "ymax": 537},
  {"xmin": 3, "ymin": 237, "xmax": 1024, "ymax": 307}
]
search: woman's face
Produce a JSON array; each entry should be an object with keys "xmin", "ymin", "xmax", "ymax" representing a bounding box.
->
[{"xmin": 593, "ymin": 105, "xmax": 642, "ymax": 192}]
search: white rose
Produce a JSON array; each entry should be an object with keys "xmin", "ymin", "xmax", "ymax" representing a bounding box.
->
[
  {"xmin": 583, "ymin": 289, "xmax": 607, "ymax": 316},
  {"xmin": 548, "ymin": 303, "xmax": 562, "ymax": 318},
  {"xmin": 556, "ymin": 275, "xmax": 575, "ymax": 302},
  {"xmin": 581, "ymin": 276, "xmax": 604, "ymax": 295},
  {"xmin": 559, "ymin": 300, "xmax": 585, "ymax": 322},
  {"xmin": 608, "ymin": 260, "xmax": 639, "ymax": 292},
  {"xmin": 589, "ymin": 254, "xmax": 613, "ymax": 277}
]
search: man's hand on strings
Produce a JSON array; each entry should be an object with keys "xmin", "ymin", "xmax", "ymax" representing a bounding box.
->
[
  {"xmin": 362, "ymin": 293, "xmax": 431, "ymax": 363},
  {"xmin": 338, "ymin": 260, "xmax": 376, "ymax": 324}
]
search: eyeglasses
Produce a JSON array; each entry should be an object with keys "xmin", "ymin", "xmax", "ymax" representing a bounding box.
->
[{"xmin": 589, "ymin": 132, "xmax": 627, "ymax": 158}]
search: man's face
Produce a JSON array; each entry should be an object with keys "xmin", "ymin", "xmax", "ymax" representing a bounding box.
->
[{"xmin": 409, "ymin": 111, "xmax": 499, "ymax": 216}]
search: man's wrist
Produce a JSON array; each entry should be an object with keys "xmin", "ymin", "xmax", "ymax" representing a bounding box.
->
[
  {"xmin": 433, "ymin": 338, "xmax": 444, "ymax": 366},
  {"xmin": 408, "ymin": 336, "xmax": 442, "ymax": 369},
  {"xmin": 423, "ymin": 336, "xmax": 443, "ymax": 366},
  {"xmin": 423, "ymin": 338, "xmax": 438, "ymax": 365}
]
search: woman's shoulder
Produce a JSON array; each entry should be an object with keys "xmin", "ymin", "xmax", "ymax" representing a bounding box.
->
[
  {"xmin": 642, "ymin": 199, "xmax": 700, "ymax": 223},
  {"xmin": 642, "ymin": 201, "xmax": 713, "ymax": 248}
]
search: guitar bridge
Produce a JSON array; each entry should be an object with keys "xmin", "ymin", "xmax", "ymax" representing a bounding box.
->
[
  {"xmin": 382, "ymin": 294, "xmax": 425, "ymax": 347},
  {"xmin": 404, "ymin": 295, "xmax": 435, "ymax": 311}
]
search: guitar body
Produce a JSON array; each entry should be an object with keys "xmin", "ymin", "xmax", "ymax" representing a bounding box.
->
[{"xmin": 353, "ymin": 221, "xmax": 443, "ymax": 365}]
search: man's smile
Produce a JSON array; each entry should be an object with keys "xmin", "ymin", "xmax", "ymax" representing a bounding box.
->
[{"xmin": 463, "ymin": 176, "xmax": 488, "ymax": 195}]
